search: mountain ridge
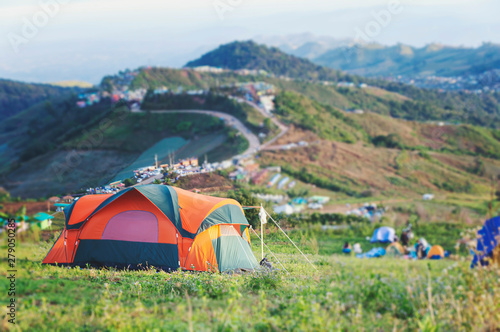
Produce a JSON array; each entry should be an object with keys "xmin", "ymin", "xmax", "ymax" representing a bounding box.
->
[
  {"xmin": 0, "ymin": 79, "xmax": 77, "ymax": 121},
  {"xmin": 184, "ymin": 40, "xmax": 346, "ymax": 82},
  {"xmin": 307, "ymin": 42, "xmax": 500, "ymax": 78},
  {"xmin": 182, "ymin": 40, "xmax": 500, "ymax": 127}
]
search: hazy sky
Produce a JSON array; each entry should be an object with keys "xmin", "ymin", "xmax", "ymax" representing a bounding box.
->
[{"xmin": 0, "ymin": 0, "xmax": 498, "ymax": 83}]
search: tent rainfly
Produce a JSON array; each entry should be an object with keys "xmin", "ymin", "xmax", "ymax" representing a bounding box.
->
[
  {"xmin": 43, "ymin": 185, "xmax": 258, "ymax": 272},
  {"xmin": 386, "ymin": 242, "xmax": 404, "ymax": 256},
  {"xmin": 427, "ymin": 245, "xmax": 445, "ymax": 259},
  {"xmin": 471, "ymin": 216, "xmax": 500, "ymax": 267}
]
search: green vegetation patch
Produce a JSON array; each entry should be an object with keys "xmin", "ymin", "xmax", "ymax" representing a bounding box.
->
[{"xmin": 1, "ymin": 221, "xmax": 499, "ymax": 330}]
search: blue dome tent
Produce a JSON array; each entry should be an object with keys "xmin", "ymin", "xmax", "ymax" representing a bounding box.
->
[{"xmin": 370, "ymin": 227, "xmax": 396, "ymax": 243}]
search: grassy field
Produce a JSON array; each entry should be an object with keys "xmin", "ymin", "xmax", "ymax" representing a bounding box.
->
[{"xmin": 1, "ymin": 221, "xmax": 498, "ymax": 331}]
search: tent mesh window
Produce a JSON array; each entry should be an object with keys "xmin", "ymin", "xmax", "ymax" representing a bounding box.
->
[
  {"xmin": 101, "ymin": 210, "xmax": 159, "ymax": 243},
  {"xmin": 219, "ymin": 225, "xmax": 240, "ymax": 237}
]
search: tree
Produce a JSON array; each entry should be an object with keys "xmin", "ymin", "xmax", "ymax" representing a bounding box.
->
[
  {"xmin": 100, "ymin": 76, "xmax": 114, "ymax": 93},
  {"xmin": 372, "ymin": 134, "xmax": 402, "ymax": 149},
  {"xmin": 176, "ymin": 121, "xmax": 192, "ymax": 132},
  {"xmin": 226, "ymin": 189, "xmax": 261, "ymax": 227},
  {"xmin": 44, "ymin": 101, "xmax": 57, "ymax": 118},
  {"xmin": 16, "ymin": 205, "xmax": 27, "ymax": 230},
  {"xmin": 0, "ymin": 188, "xmax": 10, "ymax": 203},
  {"xmin": 263, "ymin": 118, "xmax": 273, "ymax": 132},
  {"xmin": 496, "ymin": 175, "xmax": 500, "ymax": 201},
  {"xmin": 472, "ymin": 157, "xmax": 486, "ymax": 176},
  {"xmin": 123, "ymin": 178, "xmax": 134, "ymax": 187}
]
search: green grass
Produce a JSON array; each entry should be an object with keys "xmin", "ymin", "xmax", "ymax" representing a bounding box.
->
[
  {"xmin": 1, "ymin": 220, "xmax": 498, "ymax": 330},
  {"xmin": 259, "ymin": 221, "xmax": 472, "ymax": 256}
]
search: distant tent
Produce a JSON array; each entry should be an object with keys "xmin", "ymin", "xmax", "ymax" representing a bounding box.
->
[
  {"xmin": 471, "ymin": 216, "xmax": 500, "ymax": 267},
  {"xmin": 386, "ymin": 242, "xmax": 404, "ymax": 256},
  {"xmin": 356, "ymin": 247, "xmax": 386, "ymax": 258},
  {"xmin": 370, "ymin": 227, "xmax": 396, "ymax": 243},
  {"xmin": 43, "ymin": 185, "xmax": 258, "ymax": 272},
  {"xmin": 427, "ymin": 245, "xmax": 445, "ymax": 260}
]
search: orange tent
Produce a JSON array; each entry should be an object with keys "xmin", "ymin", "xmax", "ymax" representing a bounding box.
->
[
  {"xmin": 43, "ymin": 185, "xmax": 257, "ymax": 272},
  {"xmin": 427, "ymin": 245, "xmax": 445, "ymax": 259}
]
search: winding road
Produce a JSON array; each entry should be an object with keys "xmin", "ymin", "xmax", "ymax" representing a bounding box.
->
[
  {"xmin": 131, "ymin": 109, "xmax": 258, "ymax": 186},
  {"xmin": 138, "ymin": 106, "xmax": 289, "ymax": 156},
  {"xmin": 237, "ymin": 98, "xmax": 289, "ymax": 148},
  {"xmin": 142, "ymin": 109, "xmax": 261, "ymax": 157},
  {"xmin": 131, "ymin": 106, "xmax": 289, "ymax": 186}
]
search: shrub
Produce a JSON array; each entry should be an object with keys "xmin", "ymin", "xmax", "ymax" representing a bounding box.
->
[
  {"xmin": 245, "ymin": 271, "xmax": 282, "ymax": 292},
  {"xmin": 372, "ymin": 134, "xmax": 403, "ymax": 149},
  {"xmin": 123, "ymin": 178, "xmax": 134, "ymax": 187}
]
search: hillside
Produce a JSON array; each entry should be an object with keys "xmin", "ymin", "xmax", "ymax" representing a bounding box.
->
[
  {"xmin": 4, "ymin": 41, "xmax": 500, "ymax": 198},
  {"xmin": 313, "ymin": 42, "xmax": 500, "ymax": 78},
  {"xmin": 260, "ymin": 91, "xmax": 500, "ymax": 198},
  {"xmin": 49, "ymin": 80, "xmax": 94, "ymax": 88},
  {"xmin": 141, "ymin": 91, "xmax": 269, "ymax": 136},
  {"xmin": 0, "ymin": 98, "xmax": 246, "ymax": 197},
  {"xmin": 0, "ymin": 79, "xmax": 76, "ymax": 121},
  {"xmin": 180, "ymin": 41, "xmax": 500, "ymax": 128},
  {"xmin": 184, "ymin": 40, "xmax": 347, "ymax": 82},
  {"xmin": 111, "ymin": 65, "xmax": 500, "ymax": 128},
  {"xmin": 0, "ymin": 95, "xmax": 113, "ymax": 171},
  {"xmin": 274, "ymin": 90, "xmax": 500, "ymax": 157},
  {"xmin": 267, "ymin": 75, "xmax": 500, "ymax": 128}
]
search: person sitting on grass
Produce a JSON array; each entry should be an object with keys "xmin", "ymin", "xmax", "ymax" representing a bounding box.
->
[
  {"xmin": 353, "ymin": 243, "xmax": 362, "ymax": 254},
  {"xmin": 342, "ymin": 242, "xmax": 352, "ymax": 254},
  {"xmin": 416, "ymin": 238, "xmax": 430, "ymax": 259}
]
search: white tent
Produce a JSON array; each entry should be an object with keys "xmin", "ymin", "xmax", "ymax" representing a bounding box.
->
[{"xmin": 273, "ymin": 204, "xmax": 295, "ymax": 215}]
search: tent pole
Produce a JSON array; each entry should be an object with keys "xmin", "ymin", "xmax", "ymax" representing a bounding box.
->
[
  {"xmin": 259, "ymin": 204, "xmax": 267, "ymax": 260},
  {"xmin": 261, "ymin": 208, "xmax": 264, "ymax": 260},
  {"xmin": 251, "ymin": 226, "xmax": 288, "ymax": 274}
]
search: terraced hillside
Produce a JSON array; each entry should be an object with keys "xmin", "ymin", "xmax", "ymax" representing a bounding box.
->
[
  {"xmin": 121, "ymin": 64, "xmax": 500, "ymax": 128},
  {"xmin": 259, "ymin": 91, "xmax": 500, "ymax": 198}
]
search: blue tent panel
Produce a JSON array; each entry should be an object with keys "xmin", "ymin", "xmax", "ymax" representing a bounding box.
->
[
  {"xmin": 471, "ymin": 216, "xmax": 500, "ymax": 267},
  {"xmin": 356, "ymin": 247, "xmax": 386, "ymax": 258}
]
